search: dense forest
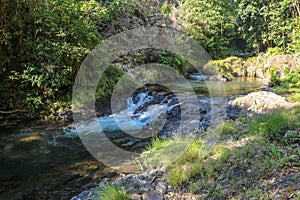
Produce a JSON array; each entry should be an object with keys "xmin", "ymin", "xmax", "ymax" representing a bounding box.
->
[{"xmin": 1, "ymin": 0, "xmax": 300, "ymax": 119}]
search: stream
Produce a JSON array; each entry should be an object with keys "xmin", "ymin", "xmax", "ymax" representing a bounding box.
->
[{"xmin": 0, "ymin": 77, "xmax": 265, "ymax": 199}]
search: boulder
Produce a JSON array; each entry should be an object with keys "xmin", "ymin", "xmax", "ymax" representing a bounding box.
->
[{"xmin": 228, "ymin": 91, "xmax": 297, "ymax": 115}]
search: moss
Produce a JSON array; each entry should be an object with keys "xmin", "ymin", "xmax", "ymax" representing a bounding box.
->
[
  {"xmin": 266, "ymin": 47, "xmax": 284, "ymax": 55},
  {"xmin": 210, "ymin": 56, "xmax": 244, "ymax": 77}
]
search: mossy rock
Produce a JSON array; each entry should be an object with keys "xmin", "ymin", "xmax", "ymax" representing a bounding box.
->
[{"xmin": 207, "ymin": 56, "xmax": 244, "ymax": 77}]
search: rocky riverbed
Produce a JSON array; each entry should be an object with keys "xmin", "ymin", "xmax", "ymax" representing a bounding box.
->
[{"xmin": 71, "ymin": 91, "xmax": 300, "ymax": 200}]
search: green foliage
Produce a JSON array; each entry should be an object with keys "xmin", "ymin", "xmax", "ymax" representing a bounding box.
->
[
  {"xmin": 276, "ymin": 68, "xmax": 300, "ymax": 102},
  {"xmin": 287, "ymin": 17, "xmax": 300, "ymax": 53},
  {"xmin": 290, "ymin": 92, "xmax": 300, "ymax": 102},
  {"xmin": 281, "ymin": 68, "xmax": 300, "ymax": 88},
  {"xmin": 168, "ymin": 161, "xmax": 203, "ymax": 187},
  {"xmin": 140, "ymin": 107, "xmax": 300, "ymax": 196},
  {"xmin": 179, "ymin": 0, "xmax": 299, "ymax": 55},
  {"xmin": 203, "ymin": 145, "xmax": 232, "ymax": 179},
  {"xmin": 204, "ymin": 183, "xmax": 222, "ymax": 198},
  {"xmin": 210, "ymin": 145, "xmax": 231, "ymax": 161},
  {"xmin": 249, "ymin": 109, "xmax": 289, "ymax": 140},
  {"xmin": 141, "ymin": 136, "xmax": 207, "ymax": 186},
  {"xmin": 205, "ymin": 56, "xmax": 247, "ymax": 77},
  {"xmin": 266, "ymin": 47, "xmax": 284, "ymax": 55},
  {"xmin": 244, "ymin": 188, "xmax": 270, "ymax": 199},
  {"xmin": 180, "ymin": 0, "xmax": 238, "ymax": 58},
  {"xmin": 160, "ymin": 2, "xmax": 173, "ymax": 16},
  {"xmin": 95, "ymin": 65, "xmax": 124, "ymax": 100},
  {"xmin": 158, "ymin": 51, "xmax": 190, "ymax": 73},
  {"xmin": 249, "ymin": 106, "xmax": 300, "ymax": 146},
  {"xmin": 270, "ymin": 66, "xmax": 280, "ymax": 85},
  {"xmin": 98, "ymin": 184, "xmax": 131, "ymax": 200},
  {"xmin": 237, "ymin": 0, "xmax": 300, "ymax": 53},
  {"xmin": 1, "ymin": 0, "xmax": 299, "ymax": 117},
  {"xmin": 0, "ymin": 0, "xmax": 107, "ymax": 115},
  {"xmin": 142, "ymin": 136, "xmax": 232, "ymax": 187},
  {"xmin": 229, "ymin": 139, "xmax": 285, "ymax": 185},
  {"xmin": 168, "ymin": 167, "xmax": 187, "ymax": 186},
  {"xmin": 142, "ymin": 136, "xmax": 195, "ymax": 169},
  {"xmin": 1, "ymin": 0, "xmax": 107, "ymax": 114},
  {"xmin": 215, "ymin": 121, "xmax": 239, "ymax": 135},
  {"xmin": 107, "ymin": 0, "xmax": 136, "ymax": 16}
]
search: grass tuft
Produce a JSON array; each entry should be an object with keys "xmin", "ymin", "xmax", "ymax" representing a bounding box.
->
[
  {"xmin": 142, "ymin": 136, "xmax": 195, "ymax": 169},
  {"xmin": 98, "ymin": 184, "xmax": 130, "ymax": 200}
]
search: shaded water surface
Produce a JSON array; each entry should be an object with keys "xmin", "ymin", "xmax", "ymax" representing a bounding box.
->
[{"xmin": 0, "ymin": 123, "xmax": 105, "ymax": 199}]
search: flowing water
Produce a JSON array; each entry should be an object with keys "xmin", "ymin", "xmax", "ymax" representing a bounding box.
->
[{"xmin": 0, "ymin": 77, "xmax": 265, "ymax": 199}]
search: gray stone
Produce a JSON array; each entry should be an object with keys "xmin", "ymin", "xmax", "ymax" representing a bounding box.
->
[
  {"xmin": 155, "ymin": 181, "xmax": 167, "ymax": 194},
  {"xmin": 143, "ymin": 191, "xmax": 164, "ymax": 200}
]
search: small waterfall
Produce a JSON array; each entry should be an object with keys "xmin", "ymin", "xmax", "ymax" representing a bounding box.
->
[{"xmin": 98, "ymin": 89, "xmax": 179, "ymax": 132}]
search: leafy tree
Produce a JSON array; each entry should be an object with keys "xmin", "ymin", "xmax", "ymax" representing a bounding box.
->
[
  {"xmin": 237, "ymin": 0, "xmax": 300, "ymax": 53},
  {"xmin": 180, "ymin": 0, "xmax": 238, "ymax": 58},
  {"xmin": 0, "ymin": 0, "xmax": 107, "ymax": 113}
]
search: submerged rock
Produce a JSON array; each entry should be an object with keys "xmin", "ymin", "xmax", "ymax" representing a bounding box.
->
[{"xmin": 207, "ymin": 74, "xmax": 232, "ymax": 82}]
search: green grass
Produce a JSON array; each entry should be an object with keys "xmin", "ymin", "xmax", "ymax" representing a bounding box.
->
[
  {"xmin": 140, "ymin": 134, "xmax": 234, "ymax": 187},
  {"xmin": 244, "ymin": 188, "xmax": 269, "ymax": 199},
  {"xmin": 98, "ymin": 184, "xmax": 130, "ymax": 200},
  {"xmin": 141, "ymin": 136, "xmax": 196, "ymax": 169},
  {"xmin": 140, "ymin": 136, "xmax": 209, "ymax": 186},
  {"xmin": 248, "ymin": 109, "xmax": 289, "ymax": 140},
  {"xmin": 210, "ymin": 145, "xmax": 232, "ymax": 163},
  {"xmin": 215, "ymin": 121, "xmax": 239, "ymax": 135},
  {"xmin": 138, "ymin": 107, "xmax": 300, "ymax": 197},
  {"xmin": 167, "ymin": 140, "xmax": 207, "ymax": 186},
  {"xmin": 248, "ymin": 106, "xmax": 300, "ymax": 143}
]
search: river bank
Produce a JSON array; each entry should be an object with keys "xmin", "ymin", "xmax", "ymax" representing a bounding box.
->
[{"xmin": 72, "ymin": 91, "xmax": 300, "ymax": 200}]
